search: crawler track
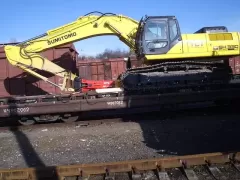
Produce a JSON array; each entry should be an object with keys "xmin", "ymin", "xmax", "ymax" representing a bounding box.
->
[
  {"xmin": 120, "ymin": 60, "xmax": 231, "ymax": 94},
  {"xmin": 1, "ymin": 152, "xmax": 240, "ymax": 179}
]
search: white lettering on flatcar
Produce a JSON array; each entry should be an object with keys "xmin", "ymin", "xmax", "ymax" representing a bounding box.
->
[
  {"xmin": 107, "ymin": 101, "xmax": 124, "ymax": 106},
  {"xmin": 3, "ymin": 107, "xmax": 30, "ymax": 113}
]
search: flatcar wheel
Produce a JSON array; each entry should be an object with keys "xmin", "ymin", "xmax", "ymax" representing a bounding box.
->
[
  {"xmin": 18, "ymin": 117, "xmax": 36, "ymax": 126},
  {"xmin": 62, "ymin": 114, "xmax": 79, "ymax": 123}
]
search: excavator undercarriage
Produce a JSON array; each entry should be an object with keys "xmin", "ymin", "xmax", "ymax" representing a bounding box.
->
[{"xmin": 119, "ymin": 59, "xmax": 232, "ymax": 95}]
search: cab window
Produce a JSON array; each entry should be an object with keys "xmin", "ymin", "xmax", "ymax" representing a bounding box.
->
[
  {"xmin": 169, "ymin": 19, "xmax": 178, "ymax": 41},
  {"xmin": 145, "ymin": 20, "xmax": 167, "ymax": 41}
]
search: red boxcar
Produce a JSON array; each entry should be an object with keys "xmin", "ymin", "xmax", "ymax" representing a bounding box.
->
[
  {"xmin": 77, "ymin": 57, "xmax": 142, "ymax": 81},
  {"xmin": 229, "ymin": 56, "xmax": 240, "ymax": 75},
  {"xmin": 0, "ymin": 43, "xmax": 79, "ymax": 97}
]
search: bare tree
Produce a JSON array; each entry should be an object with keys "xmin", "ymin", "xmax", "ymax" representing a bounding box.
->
[
  {"xmin": 95, "ymin": 48, "xmax": 131, "ymax": 59},
  {"xmin": 78, "ymin": 55, "xmax": 96, "ymax": 60},
  {"xmin": 78, "ymin": 48, "xmax": 136, "ymax": 61},
  {"xmin": 9, "ymin": 38, "xmax": 18, "ymax": 43}
]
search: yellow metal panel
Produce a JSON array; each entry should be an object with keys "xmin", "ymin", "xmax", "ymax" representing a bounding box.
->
[
  {"xmin": 147, "ymin": 32, "xmax": 240, "ymax": 61},
  {"xmin": 167, "ymin": 41, "xmax": 183, "ymax": 54},
  {"xmin": 208, "ymin": 33, "xmax": 233, "ymax": 41},
  {"xmin": 185, "ymin": 34, "xmax": 208, "ymax": 53}
]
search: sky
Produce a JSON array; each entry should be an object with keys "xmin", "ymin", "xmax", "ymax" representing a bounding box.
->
[{"xmin": 1, "ymin": 0, "xmax": 240, "ymax": 56}]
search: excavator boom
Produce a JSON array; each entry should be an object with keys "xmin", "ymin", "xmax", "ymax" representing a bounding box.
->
[{"xmin": 4, "ymin": 12, "xmax": 139, "ymax": 92}]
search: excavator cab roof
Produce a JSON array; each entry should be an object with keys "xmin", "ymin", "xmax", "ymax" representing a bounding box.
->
[
  {"xmin": 143, "ymin": 15, "xmax": 176, "ymax": 19},
  {"xmin": 194, "ymin": 26, "xmax": 228, "ymax": 33}
]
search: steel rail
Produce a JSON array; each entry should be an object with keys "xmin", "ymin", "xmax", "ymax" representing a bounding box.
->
[{"xmin": 1, "ymin": 152, "xmax": 240, "ymax": 179}]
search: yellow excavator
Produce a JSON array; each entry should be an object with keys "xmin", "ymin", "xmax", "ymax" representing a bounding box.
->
[{"xmin": 3, "ymin": 11, "xmax": 240, "ymax": 95}]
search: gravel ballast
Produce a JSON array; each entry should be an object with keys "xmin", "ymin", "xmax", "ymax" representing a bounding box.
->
[{"xmin": 0, "ymin": 110, "xmax": 239, "ymax": 169}]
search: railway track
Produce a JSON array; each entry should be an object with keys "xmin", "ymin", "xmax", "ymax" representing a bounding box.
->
[{"xmin": 1, "ymin": 152, "xmax": 240, "ymax": 180}]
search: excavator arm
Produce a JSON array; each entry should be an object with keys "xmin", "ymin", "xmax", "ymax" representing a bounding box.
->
[{"xmin": 4, "ymin": 12, "xmax": 139, "ymax": 92}]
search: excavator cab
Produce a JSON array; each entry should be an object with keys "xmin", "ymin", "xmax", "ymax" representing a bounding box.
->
[{"xmin": 135, "ymin": 16, "xmax": 182, "ymax": 56}]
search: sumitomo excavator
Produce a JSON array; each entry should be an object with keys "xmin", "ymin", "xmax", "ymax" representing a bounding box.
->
[{"xmin": 3, "ymin": 11, "xmax": 240, "ymax": 95}]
